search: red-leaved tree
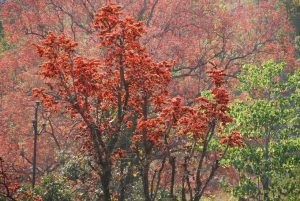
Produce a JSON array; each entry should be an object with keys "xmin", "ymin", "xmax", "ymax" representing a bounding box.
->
[
  {"xmin": 33, "ymin": 3, "xmax": 243, "ymax": 201},
  {"xmin": 33, "ymin": 4, "xmax": 173, "ymax": 200}
]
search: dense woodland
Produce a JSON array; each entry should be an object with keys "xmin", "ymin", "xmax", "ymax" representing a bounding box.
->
[{"xmin": 0, "ymin": 0, "xmax": 300, "ymax": 200}]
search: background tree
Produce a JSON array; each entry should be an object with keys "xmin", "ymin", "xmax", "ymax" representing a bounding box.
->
[{"xmin": 279, "ymin": 0, "xmax": 300, "ymax": 58}]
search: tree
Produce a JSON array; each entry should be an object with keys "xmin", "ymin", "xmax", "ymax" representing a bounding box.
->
[
  {"xmin": 156, "ymin": 68, "xmax": 243, "ymax": 201},
  {"xmin": 34, "ymin": 4, "xmax": 173, "ymax": 200},
  {"xmin": 34, "ymin": 3, "xmax": 245, "ymax": 200},
  {"xmin": 225, "ymin": 60, "xmax": 300, "ymax": 200},
  {"xmin": 279, "ymin": 0, "xmax": 300, "ymax": 57}
]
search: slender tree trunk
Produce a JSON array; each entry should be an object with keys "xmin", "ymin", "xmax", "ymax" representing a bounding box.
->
[
  {"xmin": 118, "ymin": 161, "xmax": 133, "ymax": 201},
  {"xmin": 142, "ymin": 163, "xmax": 151, "ymax": 201},
  {"xmin": 170, "ymin": 156, "xmax": 176, "ymax": 199},
  {"xmin": 181, "ymin": 172, "xmax": 186, "ymax": 201},
  {"xmin": 118, "ymin": 161, "xmax": 126, "ymax": 201},
  {"xmin": 101, "ymin": 165, "xmax": 112, "ymax": 201}
]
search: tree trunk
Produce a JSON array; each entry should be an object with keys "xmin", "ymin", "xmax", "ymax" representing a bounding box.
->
[
  {"xmin": 142, "ymin": 163, "xmax": 151, "ymax": 201},
  {"xmin": 170, "ymin": 156, "xmax": 176, "ymax": 199},
  {"xmin": 101, "ymin": 166, "xmax": 112, "ymax": 201}
]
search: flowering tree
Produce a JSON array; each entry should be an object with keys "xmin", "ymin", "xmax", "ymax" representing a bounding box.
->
[
  {"xmin": 149, "ymin": 68, "xmax": 243, "ymax": 201},
  {"xmin": 34, "ymin": 4, "xmax": 173, "ymax": 200},
  {"xmin": 33, "ymin": 4, "xmax": 244, "ymax": 200}
]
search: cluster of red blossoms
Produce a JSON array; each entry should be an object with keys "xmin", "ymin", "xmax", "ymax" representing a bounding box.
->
[{"xmin": 220, "ymin": 131, "xmax": 244, "ymax": 147}]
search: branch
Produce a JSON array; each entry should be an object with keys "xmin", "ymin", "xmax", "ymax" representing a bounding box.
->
[
  {"xmin": 137, "ymin": 0, "xmax": 148, "ymax": 21},
  {"xmin": 146, "ymin": 0, "xmax": 159, "ymax": 26},
  {"xmin": 151, "ymin": 157, "xmax": 166, "ymax": 201}
]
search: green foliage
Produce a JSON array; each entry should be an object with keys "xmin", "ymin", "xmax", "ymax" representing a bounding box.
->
[
  {"xmin": 238, "ymin": 60, "xmax": 286, "ymax": 96},
  {"xmin": 58, "ymin": 154, "xmax": 102, "ymax": 201},
  {"xmin": 35, "ymin": 174, "xmax": 72, "ymax": 201},
  {"xmin": 225, "ymin": 60, "xmax": 300, "ymax": 200},
  {"xmin": 60, "ymin": 155, "xmax": 92, "ymax": 182},
  {"xmin": 0, "ymin": 37, "xmax": 12, "ymax": 53},
  {"xmin": 201, "ymin": 90, "xmax": 214, "ymax": 101},
  {"xmin": 0, "ymin": 22, "xmax": 13, "ymax": 53},
  {"xmin": 296, "ymin": 36, "xmax": 300, "ymax": 51},
  {"xmin": 18, "ymin": 174, "xmax": 73, "ymax": 201}
]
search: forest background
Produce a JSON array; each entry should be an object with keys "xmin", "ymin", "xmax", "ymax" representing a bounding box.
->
[{"xmin": 0, "ymin": 0, "xmax": 300, "ymax": 200}]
